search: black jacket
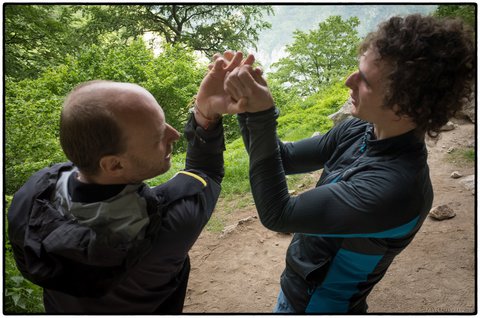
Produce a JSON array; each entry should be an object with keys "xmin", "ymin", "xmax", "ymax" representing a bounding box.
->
[
  {"xmin": 7, "ymin": 114, "xmax": 225, "ymax": 313},
  {"xmin": 238, "ymin": 109, "xmax": 433, "ymax": 313}
]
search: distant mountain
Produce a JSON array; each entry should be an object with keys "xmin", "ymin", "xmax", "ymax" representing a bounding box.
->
[{"xmin": 253, "ymin": 4, "xmax": 437, "ymax": 72}]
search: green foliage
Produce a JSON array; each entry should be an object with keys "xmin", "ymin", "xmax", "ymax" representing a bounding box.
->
[
  {"xmin": 277, "ymin": 81, "xmax": 349, "ymax": 141},
  {"xmin": 270, "ymin": 15, "xmax": 360, "ymax": 97},
  {"xmin": 139, "ymin": 44, "xmax": 205, "ymax": 141},
  {"xmin": 4, "ymin": 257, "xmax": 45, "ymax": 313},
  {"xmin": 4, "ymin": 5, "xmax": 82, "ymax": 80},
  {"xmin": 434, "ymin": 4, "xmax": 475, "ymax": 28},
  {"xmin": 5, "ymin": 4, "xmax": 272, "ymax": 82},
  {"xmin": 222, "ymin": 138, "xmax": 252, "ymax": 196},
  {"xmin": 5, "ymin": 80, "xmax": 67, "ymax": 194},
  {"xmin": 267, "ymin": 78, "xmax": 303, "ymax": 113},
  {"xmin": 79, "ymin": 5, "xmax": 273, "ymax": 55}
]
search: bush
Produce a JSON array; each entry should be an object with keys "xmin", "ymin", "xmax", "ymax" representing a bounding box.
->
[{"xmin": 277, "ymin": 81, "xmax": 349, "ymax": 141}]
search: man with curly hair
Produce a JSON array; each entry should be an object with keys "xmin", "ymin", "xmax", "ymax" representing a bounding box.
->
[{"xmin": 223, "ymin": 14, "xmax": 474, "ymax": 313}]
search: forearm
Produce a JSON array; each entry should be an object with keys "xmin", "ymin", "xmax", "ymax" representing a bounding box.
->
[
  {"xmin": 184, "ymin": 113, "xmax": 225, "ymax": 184},
  {"xmin": 238, "ymin": 108, "xmax": 293, "ymax": 231}
]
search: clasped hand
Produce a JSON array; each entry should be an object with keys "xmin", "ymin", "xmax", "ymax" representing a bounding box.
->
[{"xmin": 196, "ymin": 51, "xmax": 274, "ymax": 121}]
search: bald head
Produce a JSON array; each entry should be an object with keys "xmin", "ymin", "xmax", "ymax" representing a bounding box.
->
[
  {"xmin": 64, "ymin": 80, "xmax": 159, "ymax": 115},
  {"xmin": 60, "ymin": 80, "xmax": 164, "ymax": 176}
]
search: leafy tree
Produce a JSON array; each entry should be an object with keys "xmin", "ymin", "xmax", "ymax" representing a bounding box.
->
[
  {"xmin": 5, "ymin": 4, "xmax": 272, "ymax": 81},
  {"xmin": 434, "ymin": 4, "xmax": 475, "ymax": 28},
  {"xmin": 79, "ymin": 5, "xmax": 273, "ymax": 55},
  {"xmin": 4, "ymin": 5, "xmax": 81, "ymax": 80},
  {"xmin": 270, "ymin": 16, "xmax": 360, "ymax": 96}
]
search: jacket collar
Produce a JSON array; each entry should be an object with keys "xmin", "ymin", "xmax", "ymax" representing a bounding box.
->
[
  {"xmin": 364, "ymin": 124, "xmax": 425, "ymax": 157},
  {"xmin": 68, "ymin": 170, "xmax": 127, "ymax": 203}
]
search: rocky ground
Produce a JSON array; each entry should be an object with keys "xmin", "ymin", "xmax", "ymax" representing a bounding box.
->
[{"xmin": 183, "ymin": 119, "xmax": 475, "ymax": 314}]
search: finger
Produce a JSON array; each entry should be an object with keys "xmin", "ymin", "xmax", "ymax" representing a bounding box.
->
[
  {"xmin": 236, "ymin": 96, "xmax": 248, "ymax": 113},
  {"xmin": 224, "ymin": 68, "xmax": 244, "ymax": 102},
  {"xmin": 212, "ymin": 57, "xmax": 226, "ymax": 72},
  {"xmin": 250, "ymin": 67, "xmax": 268, "ymax": 87},
  {"xmin": 224, "ymin": 71, "xmax": 232, "ymax": 90},
  {"xmin": 227, "ymin": 97, "xmax": 248, "ymax": 114},
  {"xmin": 226, "ymin": 67, "xmax": 250, "ymax": 102},
  {"xmin": 237, "ymin": 67, "xmax": 254, "ymax": 96},
  {"xmin": 241, "ymin": 54, "xmax": 255, "ymax": 66},
  {"xmin": 224, "ymin": 51, "xmax": 244, "ymax": 72},
  {"xmin": 212, "ymin": 53, "xmax": 222, "ymax": 62},
  {"xmin": 223, "ymin": 50, "xmax": 235, "ymax": 62},
  {"xmin": 237, "ymin": 65, "xmax": 259, "ymax": 90}
]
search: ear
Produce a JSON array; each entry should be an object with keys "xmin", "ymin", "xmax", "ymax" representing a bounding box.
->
[
  {"xmin": 390, "ymin": 104, "xmax": 404, "ymax": 121},
  {"xmin": 99, "ymin": 155, "xmax": 125, "ymax": 177}
]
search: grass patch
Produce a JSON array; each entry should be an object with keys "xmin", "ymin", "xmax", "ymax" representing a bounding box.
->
[
  {"xmin": 445, "ymin": 147, "xmax": 475, "ymax": 167},
  {"xmin": 205, "ymin": 213, "xmax": 226, "ymax": 233}
]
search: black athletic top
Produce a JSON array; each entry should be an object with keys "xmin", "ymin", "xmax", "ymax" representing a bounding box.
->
[{"xmin": 238, "ymin": 108, "xmax": 433, "ymax": 313}]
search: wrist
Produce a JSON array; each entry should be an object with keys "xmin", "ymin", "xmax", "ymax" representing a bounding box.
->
[
  {"xmin": 248, "ymin": 104, "xmax": 275, "ymax": 113},
  {"xmin": 192, "ymin": 103, "xmax": 221, "ymax": 130}
]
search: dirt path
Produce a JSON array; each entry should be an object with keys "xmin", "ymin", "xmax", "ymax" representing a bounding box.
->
[{"xmin": 183, "ymin": 121, "xmax": 475, "ymax": 314}]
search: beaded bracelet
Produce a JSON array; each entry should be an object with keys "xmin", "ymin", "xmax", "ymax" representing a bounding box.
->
[{"xmin": 190, "ymin": 100, "xmax": 221, "ymax": 130}]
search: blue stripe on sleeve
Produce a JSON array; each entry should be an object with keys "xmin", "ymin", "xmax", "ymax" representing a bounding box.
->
[{"xmin": 305, "ymin": 215, "xmax": 419, "ymax": 239}]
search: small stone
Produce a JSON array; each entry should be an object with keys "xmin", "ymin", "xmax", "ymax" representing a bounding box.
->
[
  {"xmin": 429, "ymin": 204, "xmax": 456, "ymax": 220},
  {"xmin": 447, "ymin": 146, "xmax": 455, "ymax": 153},
  {"xmin": 238, "ymin": 216, "xmax": 256, "ymax": 225},
  {"xmin": 450, "ymin": 171, "xmax": 463, "ymax": 179},
  {"xmin": 440, "ymin": 121, "xmax": 455, "ymax": 131},
  {"xmin": 459, "ymin": 175, "xmax": 475, "ymax": 192}
]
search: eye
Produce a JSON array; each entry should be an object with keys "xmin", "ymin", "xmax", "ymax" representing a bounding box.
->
[{"xmin": 358, "ymin": 71, "xmax": 371, "ymax": 87}]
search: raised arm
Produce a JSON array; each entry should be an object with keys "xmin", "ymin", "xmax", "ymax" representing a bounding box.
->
[{"xmin": 226, "ymin": 63, "xmax": 422, "ymax": 237}]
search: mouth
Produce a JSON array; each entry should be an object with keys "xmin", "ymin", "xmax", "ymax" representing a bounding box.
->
[
  {"xmin": 350, "ymin": 95, "xmax": 357, "ymax": 107},
  {"xmin": 165, "ymin": 148, "xmax": 173, "ymax": 160}
]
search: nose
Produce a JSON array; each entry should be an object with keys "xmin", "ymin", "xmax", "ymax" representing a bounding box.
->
[
  {"xmin": 345, "ymin": 71, "xmax": 359, "ymax": 89},
  {"xmin": 167, "ymin": 124, "xmax": 180, "ymax": 142}
]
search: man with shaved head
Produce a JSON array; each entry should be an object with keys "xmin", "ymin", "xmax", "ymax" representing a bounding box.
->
[
  {"xmin": 60, "ymin": 81, "xmax": 180, "ymax": 184},
  {"xmin": 8, "ymin": 52, "xmax": 250, "ymax": 313}
]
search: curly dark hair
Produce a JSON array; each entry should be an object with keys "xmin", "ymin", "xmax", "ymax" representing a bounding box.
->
[{"xmin": 360, "ymin": 14, "xmax": 475, "ymax": 137}]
